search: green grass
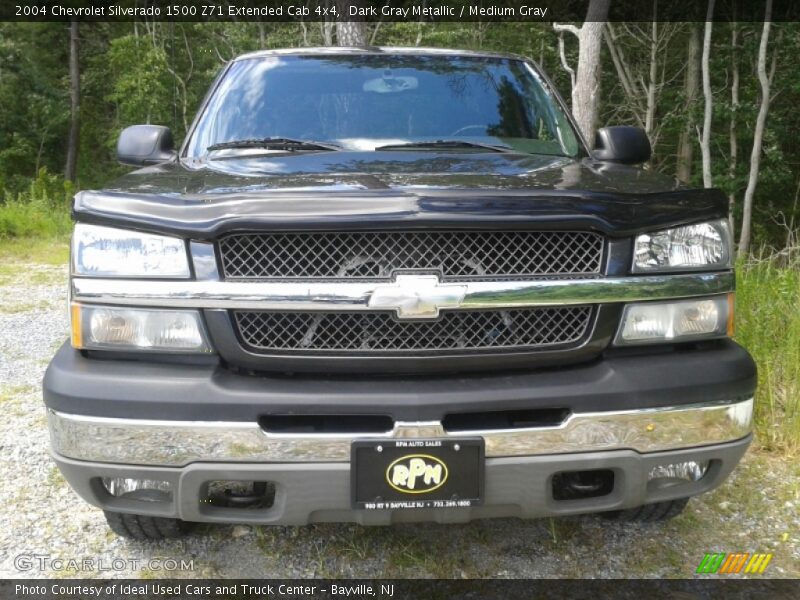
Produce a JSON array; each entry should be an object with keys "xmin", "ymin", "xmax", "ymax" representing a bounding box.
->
[
  {"xmin": 0, "ymin": 187, "xmax": 70, "ymax": 271},
  {"xmin": 735, "ymin": 257, "xmax": 800, "ymax": 456},
  {"xmin": 0, "ymin": 198, "xmax": 72, "ymax": 239},
  {"xmin": 1, "ymin": 169, "xmax": 73, "ymax": 240},
  {"xmin": 0, "ymin": 237, "xmax": 69, "ymax": 289},
  {"xmin": 0, "ymin": 236, "xmax": 69, "ymax": 269}
]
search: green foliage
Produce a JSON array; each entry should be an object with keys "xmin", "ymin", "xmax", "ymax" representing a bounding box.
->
[
  {"xmin": 0, "ymin": 168, "xmax": 72, "ymax": 238},
  {"xmin": 0, "ymin": 23, "xmax": 70, "ymax": 192},
  {"xmin": 107, "ymin": 35, "xmax": 173, "ymax": 134},
  {"xmin": 0, "ymin": 21, "xmax": 798, "ymax": 250},
  {"xmin": 736, "ymin": 257, "xmax": 800, "ymax": 455}
]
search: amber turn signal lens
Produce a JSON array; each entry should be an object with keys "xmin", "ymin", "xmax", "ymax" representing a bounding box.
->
[
  {"xmin": 727, "ymin": 292, "xmax": 736, "ymax": 337},
  {"xmin": 70, "ymin": 302, "xmax": 83, "ymax": 348}
]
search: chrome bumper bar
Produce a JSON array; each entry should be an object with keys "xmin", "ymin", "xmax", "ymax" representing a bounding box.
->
[
  {"xmin": 48, "ymin": 398, "xmax": 753, "ymax": 467},
  {"xmin": 70, "ymin": 272, "xmax": 734, "ymax": 311}
]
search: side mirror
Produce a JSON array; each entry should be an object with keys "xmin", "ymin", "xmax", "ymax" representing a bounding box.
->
[
  {"xmin": 593, "ymin": 126, "xmax": 651, "ymax": 164},
  {"xmin": 117, "ymin": 125, "xmax": 177, "ymax": 167}
]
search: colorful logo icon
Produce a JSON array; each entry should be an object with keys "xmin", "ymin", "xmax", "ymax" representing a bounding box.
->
[{"xmin": 696, "ymin": 552, "xmax": 773, "ymax": 574}]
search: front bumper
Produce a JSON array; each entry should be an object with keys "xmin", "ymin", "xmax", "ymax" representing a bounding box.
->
[
  {"xmin": 43, "ymin": 339, "xmax": 756, "ymax": 421},
  {"xmin": 52, "ymin": 437, "xmax": 751, "ymax": 525},
  {"xmin": 45, "ymin": 340, "xmax": 756, "ymax": 524},
  {"xmin": 48, "ymin": 398, "xmax": 754, "ymax": 465}
]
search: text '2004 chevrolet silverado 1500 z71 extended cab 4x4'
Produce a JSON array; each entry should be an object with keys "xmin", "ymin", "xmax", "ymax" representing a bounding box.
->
[{"xmin": 44, "ymin": 47, "xmax": 756, "ymax": 540}]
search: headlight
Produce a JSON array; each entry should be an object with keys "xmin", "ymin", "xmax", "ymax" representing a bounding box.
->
[
  {"xmin": 72, "ymin": 224, "xmax": 190, "ymax": 278},
  {"xmin": 614, "ymin": 295, "xmax": 732, "ymax": 345},
  {"xmin": 633, "ymin": 219, "xmax": 731, "ymax": 272},
  {"xmin": 71, "ymin": 304, "xmax": 213, "ymax": 353}
]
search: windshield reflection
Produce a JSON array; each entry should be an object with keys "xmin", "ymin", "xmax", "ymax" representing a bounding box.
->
[{"xmin": 186, "ymin": 54, "xmax": 581, "ymax": 158}]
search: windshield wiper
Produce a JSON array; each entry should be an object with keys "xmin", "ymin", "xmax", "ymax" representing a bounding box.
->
[
  {"xmin": 375, "ymin": 140, "xmax": 515, "ymax": 153},
  {"xmin": 207, "ymin": 137, "xmax": 341, "ymax": 152}
]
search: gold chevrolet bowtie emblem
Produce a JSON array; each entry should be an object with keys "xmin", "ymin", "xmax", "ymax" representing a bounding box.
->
[{"xmin": 367, "ymin": 274, "xmax": 467, "ymax": 319}]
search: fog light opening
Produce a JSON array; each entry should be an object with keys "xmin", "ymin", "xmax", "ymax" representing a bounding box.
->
[
  {"xmin": 201, "ymin": 480, "xmax": 276, "ymax": 510},
  {"xmin": 101, "ymin": 477, "xmax": 172, "ymax": 501},
  {"xmin": 552, "ymin": 469, "xmax": 615, "ymax": 501},
  {"xmin": 647, "ymin": 460, "xmax": 710, "ymax": 492}
]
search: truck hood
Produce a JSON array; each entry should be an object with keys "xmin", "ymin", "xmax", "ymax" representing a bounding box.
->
[{"xmin": 73, "ymin": 152, "xmax": 726, "ymax": 238}]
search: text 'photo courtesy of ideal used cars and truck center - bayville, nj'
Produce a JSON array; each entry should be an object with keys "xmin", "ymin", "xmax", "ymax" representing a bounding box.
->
[{"xmin": 1, "ymin": 0, "xmax": 799, "ymax": 597}]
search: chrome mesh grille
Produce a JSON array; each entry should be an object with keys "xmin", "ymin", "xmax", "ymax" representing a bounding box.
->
[
  {"xmin": 234, "ymin": 307, "xmax": 594, "ymax": 354},
  {"xmin": 219, "ymin": 231, "xmax": 604, "ymax": 280}
]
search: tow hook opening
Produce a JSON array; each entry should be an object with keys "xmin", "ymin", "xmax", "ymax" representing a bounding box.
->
[
  {"xmin": 200, "ymin": 480, "xmax": 277, "ymax": 510},
  {"xmin": 551, "ymin": 469, "xmax": 615, "ymax": 501}
]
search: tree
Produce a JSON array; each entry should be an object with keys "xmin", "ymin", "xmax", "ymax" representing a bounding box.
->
[
  {"xmin": 553, "ymin": 0, "xmax": 610, "ymax": 142},
  {"xmin": 107, "ymin": 34, "xmax": 171, "ymax": 127},
  {"xmin": 2, "ymin": 18, "xmax": 799, "ymax": 253},
  {"xmin": 336, "ymin": 0, "xmax": 367, "ymax": 46},
  {"xmin": 603, "ymin": 16, "xmax": 682, "ymax": 162},
  {"xmin": 677, "ymin": 25, "xmax": 701, "ymax": 182},
  {"xmin": 161, "ymin": 24, "xmax": 195, "ymax": 132},
  {"xmin": 64, "ymin": 20, "xmax": 80, "ymax": 182},
  {"xmin": 738, "ymin": 0, "xmax": 774, "ymax": 257},
  {"xmin": 699, "ymin": 0, "xmax": 714, "ymax": 189},
  {"xmin": 336, "ymin": 21, "xmax": 367, "ymax": 46},
  {"xmin": 728, "ymin": 23, "xmax": 739, "ymax": 236}
]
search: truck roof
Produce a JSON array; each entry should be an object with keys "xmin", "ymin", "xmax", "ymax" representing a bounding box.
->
[{"xmin": 234, "ymin": 46, "xmax": 530, "ymax": 63}]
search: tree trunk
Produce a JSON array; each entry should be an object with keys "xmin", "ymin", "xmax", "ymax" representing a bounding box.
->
[
  {"xmin": 256, "ymin": 22, "xmax": 266, "ymax": 48},
  {"xmin": 415, "ymin": 0, "xmax": 427, "ymax": 46},
  {"xmin": 604, "ymin": 24, "xmax": 641, "ymax": 127},
  {"xmin": 336, "ymin": 1, "xmax": 368, "ymax": 46},
  {"xmin": 64, "ymin": 20, "xmax": 80, "ymax": 183},
  {"xmin": 738, "ymin": 0, "xmax": 773, "ymax": 258},
  {"xmin": 336, "ymin": 21, "xmax": 367, "ymax": 46},
  {"xmin": 728, "ymin": 24, "xmax": 739, "ymax": 238},
  {"xmin": 644, "ymin": 9, "xmax": 658, "ymax": 138},
  {"xmin": 699, "ymin": 0, "xmax": 714, "ymax": 189},
  {"xmin": 299, "ymin": 20, "xmax": 309, "ymax": 46},
  {"xmin": 554, "ymin": 0, "xmax": 610, "ymax": 143},
  {"xmin": 676, "ymin": 26, "xmax": 700, "ymax": 182},
  {"xmin": 321, "ymin": 21, "xmax": 334, "ymax": 46}
]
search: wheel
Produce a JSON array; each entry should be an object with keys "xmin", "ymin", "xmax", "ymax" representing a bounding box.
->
[
  {"xmin": 104, "ymin": 489, "xmax": 190, "ymax": 540},
  {"xmin": 104, "ymin": 510, "xmax": 190, "ymax": 540},
  {"xmin": 601, "ymin": 497, "xmax": 689, "ymax": 523}
]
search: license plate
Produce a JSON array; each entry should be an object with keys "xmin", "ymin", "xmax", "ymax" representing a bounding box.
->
[{"xmin": 351, "ymin": 438, "xmax": 484, "ymax": 510}]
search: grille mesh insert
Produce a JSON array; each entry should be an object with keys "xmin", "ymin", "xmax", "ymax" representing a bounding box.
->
[
  {"xmin": 219, "ymin": 231, "xmax": 604, "ymax": 280},
  {"xmin": 234, "ymin": 307, "xmax": 594, "ymax": 354}
]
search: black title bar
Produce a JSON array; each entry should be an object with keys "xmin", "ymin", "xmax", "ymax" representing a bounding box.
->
[
  {"xmin": 4, "ymin": 0, "xmax": 799, "ymax": 22},
  {"xmin": 3, "ymin": 578, "xmax": 800, "ymax": 600}
]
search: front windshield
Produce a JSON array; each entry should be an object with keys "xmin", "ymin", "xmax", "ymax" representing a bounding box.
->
[{"xmin": 186, "ymin": 54, "xmax": 582, "ymax": 158}]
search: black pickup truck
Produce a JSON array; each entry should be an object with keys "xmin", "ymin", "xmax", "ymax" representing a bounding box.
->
[{"xmin": 44, "ymin": 47, "xmax": 756, "ymax": 540}]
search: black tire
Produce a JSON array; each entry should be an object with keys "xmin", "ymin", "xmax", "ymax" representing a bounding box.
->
[
  {"xmin": 601, "ymin": 497, "xmax": 690, "ymax": 523},
  {"xmin": 104, "ymin": 510, "xmax": 190, "ymax": 540},
  {"xmin": 104, "ymin": 489, "xmax": 190, "ymax": 540}
]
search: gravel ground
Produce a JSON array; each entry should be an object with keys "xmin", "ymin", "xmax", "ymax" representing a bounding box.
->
[{"xmin": 0, "ymin": 262, "xmax": 797, "ymax": 579}]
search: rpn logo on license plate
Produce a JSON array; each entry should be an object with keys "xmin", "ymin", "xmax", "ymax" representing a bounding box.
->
[
  {"xmin": 386, "ymin": 454, "xmax": 448, "ymax": 494},
  {"xmin": 351, "ymin": 438, "xmax": 484, "ymax": 510}
]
